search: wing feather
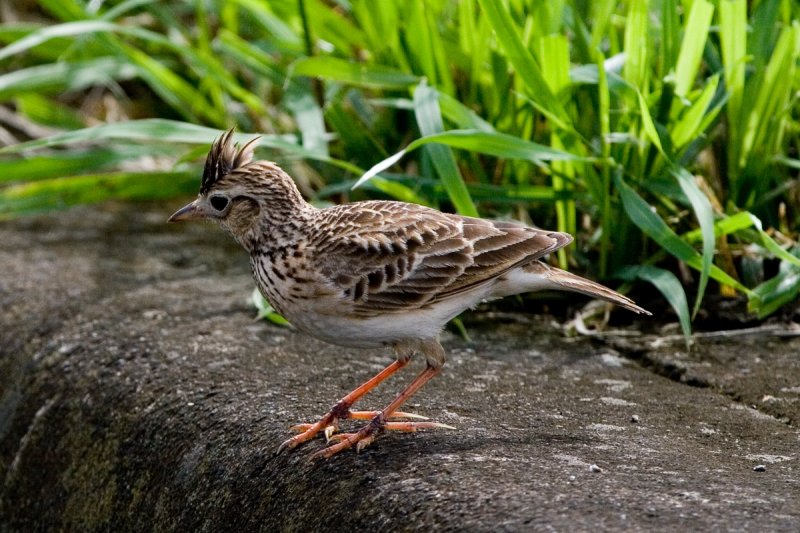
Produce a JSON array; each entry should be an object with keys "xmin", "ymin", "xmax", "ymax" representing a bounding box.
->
[{"xmin": 310, "ymin": 201, "xmax": 570, "ymax": 316}]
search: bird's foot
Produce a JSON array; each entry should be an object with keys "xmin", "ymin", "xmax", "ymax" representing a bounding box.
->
[
  {"xmin": 279, "ymin": 361, "xmax": 446, "ymax": 458},
  {"xmin": 276, "ymin": 410, "xmax": 429, "ymax": 454},
  {"xmin": 310, "ymin": 416, "xmax": 455, "ymax": 459}
]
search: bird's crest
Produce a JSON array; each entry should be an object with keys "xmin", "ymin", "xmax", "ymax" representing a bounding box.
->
[{"xmin": 200, "ymin": 129, "xmax": 259, "ymax": 195}]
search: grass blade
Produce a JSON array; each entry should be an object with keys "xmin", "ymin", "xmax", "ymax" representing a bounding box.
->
[
  {"xmin": 353, "ymin": 129, "xmax": 590, "ymax": 189},
  {"xmin": 674, "ymin": 0, "xmax": 714, "ymax": 98},
  {"xmin": 0, "ymin": 146, "xmax": 171, "ymax": 183},
  {"xmin": 290, "ymin": 57, "xmax": 419, "ymax": 89},
  {"xmin": 0, "ymin": 171, "xmax": 198, "ymax": 217},
  {"xmin": 623, "ymin": 0, "xmax": 649, "ymax": 89},
  {"xmin": 750, "ymin": 253, "xmax": 800, "ymax": 319},
  {"xmin": 412, "ymin": 83, "xmax": 478, "ymax": 217},
  {"xmin": 670, "ymin": 74, "xmax": 720, "ymax": 149},
  {"xmin": 0, "ymin": 20, "xmax": 117, "ymax": 61},
  {"xmin": 618, "ymin": 265, "xmax": 692, "ymax": 345},
  {"xmin": 719, "ymin": 0, "xmax": 747, "ymax": 159},
  {"xmin": 0, "ymin": 119, "xmax": 293, "ymax": 153},
  {"xmin": 0, "ymin": 57, "xmax": 138, "ymax": 99},
  {"xmin": 671, "ymin": 165, "xmax": 715, "ymax": 318}
]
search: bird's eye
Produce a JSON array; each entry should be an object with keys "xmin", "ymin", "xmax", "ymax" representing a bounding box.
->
[{"xmin": 209, "ymin": 195, "xmax": 229, "ymax": 211}]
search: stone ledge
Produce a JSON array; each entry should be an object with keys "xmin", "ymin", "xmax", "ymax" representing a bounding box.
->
[{"xmin": 1, "ymin": 203, "xmax": 798, "ymax": 531}]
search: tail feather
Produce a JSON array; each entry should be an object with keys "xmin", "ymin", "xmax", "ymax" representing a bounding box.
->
[{"xmin": 522, "ymin": 261, "xmax": 651, "ymax": 315}]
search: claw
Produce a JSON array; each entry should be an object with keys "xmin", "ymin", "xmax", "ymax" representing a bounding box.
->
[
  {"xmin": 384, "ymin": 421, "xmax": 456, "ymax": 432},
  {"xmin": 324, "ymin": 425, "xmax": 337, "ymax": 441},
  {"xmin": 310, "ymin": 431, "xmax": 371, "ymax": 460},
  {"xmin": 326, "ymin": 432, "xmax": 355, "ymax": 443},
  {"xmin": 276, "ymin": 436, "xmax": 299, "ymax": 455},
  {"xmin": 356, "ymin": 434, "xmax": 376, "ymax": 453},
  {"xmin": 348, "ymin": 410, "xmax": 429, "ymax": 421},
  {"xmin": 277, "ymin": 416, "xmax": 336, "ymax": 454},
  {"xmin": 391, "ymin": 411, "xmax": 429, "ymax": 420}
]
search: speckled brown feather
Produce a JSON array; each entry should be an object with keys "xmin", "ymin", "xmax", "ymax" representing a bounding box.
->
[{"xmin": 309, "ymin": 201, "xmax": 571, "ymax": 317}]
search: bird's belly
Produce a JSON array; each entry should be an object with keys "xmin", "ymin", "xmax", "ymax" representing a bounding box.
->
[
  {"xmin": 283, "ymin": 295, "xmax": 474, "ymax": 349},
  {"xmin": 252, "ymin": 257, "xmax": 495, "ymax": 348},
  {"xmin": 284, "ymin": 309, "xmax": 434, "ymax": 348}
]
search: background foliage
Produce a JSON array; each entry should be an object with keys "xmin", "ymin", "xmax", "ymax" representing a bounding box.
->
[{"xmin": 1, "ymin": 0, "xmax": 799, "ymax": 334}]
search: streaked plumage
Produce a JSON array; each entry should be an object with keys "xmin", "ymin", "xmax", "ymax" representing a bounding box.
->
[{"xmin": 169, "ymin": 130, "xmax": 650, "ymax": 458}]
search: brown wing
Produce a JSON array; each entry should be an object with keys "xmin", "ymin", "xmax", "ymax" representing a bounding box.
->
[{"xmin": 309, "ymin": 201, "xmax": 571, "ymax": 316}]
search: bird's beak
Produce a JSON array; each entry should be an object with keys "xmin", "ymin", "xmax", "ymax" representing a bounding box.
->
[{"xmin": 167, "ymin": 199, "xmax": 205, "ymax": 222}]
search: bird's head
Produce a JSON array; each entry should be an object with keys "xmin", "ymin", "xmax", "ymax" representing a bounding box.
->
[{"xmin": 168, "ymin": 129, "xmax": 309, "ymax": 249}]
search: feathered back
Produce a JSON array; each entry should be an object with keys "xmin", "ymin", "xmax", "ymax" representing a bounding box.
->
[{"xmin": 200, "ymin": 129, "xmax": 259, "ymax": 195}]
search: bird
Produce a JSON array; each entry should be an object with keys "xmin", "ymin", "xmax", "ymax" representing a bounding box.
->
[{"xmin": 168, "ymin": 130, "xmax": 650, "ymax": 459}]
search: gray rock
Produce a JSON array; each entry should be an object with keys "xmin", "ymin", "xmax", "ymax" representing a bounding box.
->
[{"xmin": 1, "ymin": 202, "xmax": 799, "ymax": 531}]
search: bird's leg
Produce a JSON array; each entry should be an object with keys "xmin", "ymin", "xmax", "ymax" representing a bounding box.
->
[
  {"xmin": 312, "ymin": 365, "xmax": 443, "ymax": 459},
  {"xmin": 277, "ymin": 358, "xmax": 410, "ymax": 454},
  {"xmin": 312, "ymin": 339, "xmax": 452, "ymax": 459}
]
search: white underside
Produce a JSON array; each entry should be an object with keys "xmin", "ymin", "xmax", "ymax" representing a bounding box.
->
[{"xmin": 282, "ymin": 268, "xmax": 558, "ymax": 349}]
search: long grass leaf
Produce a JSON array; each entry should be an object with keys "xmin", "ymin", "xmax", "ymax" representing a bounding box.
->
[
  {"xmin": 229, "ymin": 0, "xmax": 302, "ymax": 49},
  {"xmin": 0, "ymin": 171, "xmax": 198, "ymax": 217},
  {"xmin": 539, "ymin": 33, "xmax": 575, "ymax": 267},
  {"xmin": 0, "ymin": 146, "xmax": 172, "ymax": 182},
  {"xmin": 719, "ymin": 0, "xmax": 747, "ymax": 162},
  {"xmin": 674, "ymin": 0, "xmax": 715, "ymax": 98},
  {"xmin": 623, "ymin": 0, "xmax": 649, "ymax": 89},
  {"xmin": 595, "ymin": 48, "xmax": 612, "ymax": 278},
  {"xmin": 101, "ymin": 0, "xmax": 158, "ymax": 21},
  {"xmin": 0, "ymin": 21, "xmax": 103, "ymax": 61},
  {"xmin": 617, "ymin": 265, "xmax": 692, "ymax": 344},
  {"xmin": 660, "ymin": 0, "xmax": 680, "ymax": 77},
  {"xmin": 354, "ymin": 129, "xmax": 591, "ymax": 189},
  {"xmin": 637, "ymin": 89, "xmax": 664, "ymax": 155},
  {"xmin": 682, "ymin": 211, "xmax": 755, "ymax": 242},
  {"xmin": 671, "ymin": 165, "xmax": 715, "ymax": 317},
  {"xmin": 217, "ymin": 30, "xmax": 284, "ymax": 84},
  {"xmin": 750, "ymin": 252, "xmax": 800, "ymax": 319},
  {"xmin": 290, "ymin": 57, "xmax": 419, "ymax": 88},
  {"xmin": 409, "ymin": 130, "xmax": 588, "ymax": 162},
  {"xmin": 0, "ymin": 119, "xmax": 291, "ymax": 152},
  {"xmin": 746, "ymin": 214, "xmax": 800, "ymax": 269},
  {"xmin": 671, "ymin": 74, "xmax": 720, "ymax": 149},
  {"xmin": 36, "ymin": 0, "xmax": 87, "ymax": 22},
  {"xmin": 412, "ymin": 83, "xmax": 477, "ymax": 217},
  {"xmin": 0, "ymin": 58, "xmax": 138, "ymax": 99},
  {"xmin": 437, "ymin": 93, "xmax": 495, "ymax": 131},
  {"xmin": 286, "ymin": 87, "xmax": 328, "ymax": 157},
  {"xmin": 117, "ymin": 44, "xmax": 213, "ymax": 123}
]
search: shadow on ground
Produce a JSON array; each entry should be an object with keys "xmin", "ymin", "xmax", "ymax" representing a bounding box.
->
[{"xmin": 1, "ymin": 203, "xmax": 798, "ymax": 531}]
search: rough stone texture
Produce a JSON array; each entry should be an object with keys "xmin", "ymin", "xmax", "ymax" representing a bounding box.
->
[{"xmin": 1, "ymin": 202, "xmax": 798, "ymax": 531}]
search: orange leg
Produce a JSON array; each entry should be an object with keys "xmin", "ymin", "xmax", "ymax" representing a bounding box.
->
[
  {"xmin": 277, "ymin": 358, "xmax": 409, "ymax": 454},
  {"xmin": 311, "ymin": 364, "xmax": 445, "ymax": 459}
]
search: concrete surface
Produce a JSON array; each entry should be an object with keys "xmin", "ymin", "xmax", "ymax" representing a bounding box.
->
[{"xmin": 1, "ymin": 202, "xmax": 798, "ymax": 531}]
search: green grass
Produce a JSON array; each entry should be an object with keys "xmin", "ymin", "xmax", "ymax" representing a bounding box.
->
[{"xmin": 1, "ymin": 0, "xmax": 799, "ymax": 336}]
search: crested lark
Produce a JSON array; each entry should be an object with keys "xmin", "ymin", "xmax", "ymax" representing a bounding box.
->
[{"xmin": 169, "ymin": 131, "xmax": 650, "ymax": 458}]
